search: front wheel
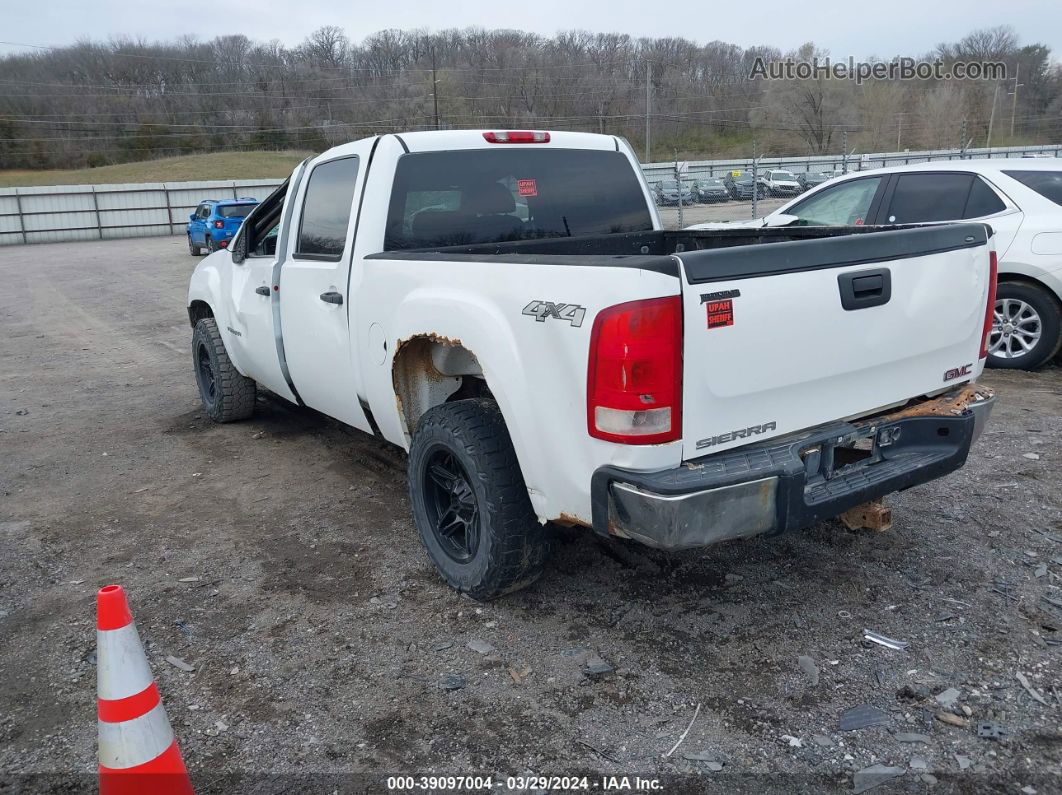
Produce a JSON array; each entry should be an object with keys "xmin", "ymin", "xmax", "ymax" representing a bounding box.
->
[
  {"xmin": 191, "ymin": 318, "xmax": 256, "ymax": 422},
  {"xmin": 987, "ymin": 282, "xmax": 1062, "ymax": 370},
  {"xmin": 408, "ymin": 399, "xmax": 551, "ymax": 600}
]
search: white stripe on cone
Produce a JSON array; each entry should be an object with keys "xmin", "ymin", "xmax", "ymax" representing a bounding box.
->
[
  {"xmin": 98, "ymin": 702, "xmax": 176, "ymax": 769},
  {"xmin": 97, "ymin": 623, "xmax": 154, "ymax": 701}
]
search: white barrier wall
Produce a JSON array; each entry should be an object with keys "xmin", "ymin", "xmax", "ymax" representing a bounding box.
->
[{"xmin": 0, "ymin": 179, "xmax": 282, "ymax": 246}]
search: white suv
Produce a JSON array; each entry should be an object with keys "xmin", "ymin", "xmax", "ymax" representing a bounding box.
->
[
  {"xmin": 700, "ymin": 160, "xmax": 1062, "ymax": 370},
  {"xmin": 758, "ymin": 169, "xmax": 803, "ymax": 197}
]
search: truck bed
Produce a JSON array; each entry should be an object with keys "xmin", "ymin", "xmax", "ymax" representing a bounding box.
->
[
  {"xmin": 371, "ymin": 221, "xmax": 977, "ymax": 258},
  {"xmin": 370, "ymin": 221, "xmax": 994, "ymax": 460}
]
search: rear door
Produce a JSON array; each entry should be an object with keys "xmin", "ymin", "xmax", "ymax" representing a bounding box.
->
[
  {"xmin": 677, "ymin": 224, "xmax": 993, "ymax": 459},
  {"xmin": 877, "ymin": 171, "xmax": 1023, "ymax": 257},
  {"xmin": 279, "ymin": 143, "xmax": 374, "ymax": 433}
]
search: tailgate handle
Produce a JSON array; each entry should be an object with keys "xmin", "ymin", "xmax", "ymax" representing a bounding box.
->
[{"xmin": 838, "ymin": 268, "xmax": 891, "ymax": 310}]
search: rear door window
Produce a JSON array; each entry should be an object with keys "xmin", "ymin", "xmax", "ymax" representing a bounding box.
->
[
  {"xmin": 1002, "ymin": 170, "xmax": 1062, "ymax": 206},
  {"xmin": 963, "ymin": 178, "xmax": 1007, "ymax": 218},
  {"xmin": 884, "ymin": 173, "xmax": 974, "ymax": 223},
  {"xmin": 295, "ymin": 156, "xmax": 360, "ymax": 260},
  {"xmin": 786, "ymin": 177, "xmax": 883, "ymax": 226},
  {"xmin": 384, "ymin": 149, "xmax": 653, "ymax": 250},
  {"xmin": 218, "ymin": 204, "xmax": 253, "ymax": 219}
]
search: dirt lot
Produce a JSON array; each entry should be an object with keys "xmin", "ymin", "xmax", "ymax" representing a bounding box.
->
[{"xmin": 1, "ymin": 235, "xmax": 1060, "ymax": 794}]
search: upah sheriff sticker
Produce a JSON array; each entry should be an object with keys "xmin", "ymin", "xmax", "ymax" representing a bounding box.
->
[
  {"xmin": 705, "ymin": 299, "xmax": 734, "ymax": 329},
  {"xmin": 700, "ymin": 289, "xmax": 739, "ymax": 330}
]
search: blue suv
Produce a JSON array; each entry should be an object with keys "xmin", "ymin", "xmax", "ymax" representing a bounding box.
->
[{"xmin": 187, "ymin": 198, "xmax": 258, "ymax": 255}]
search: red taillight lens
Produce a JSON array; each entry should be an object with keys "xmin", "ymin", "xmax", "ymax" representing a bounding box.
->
[
  {"xmin": 979, "ymin": 250, "xmax": 998, "ymax": 359},
  {"xmin": 587, "ymin": 296, "xmax": 682, "ymax": 444},
  {"xmin": 214, "ymin": 220, "xmax": 224, "ymax": 229},
  {"xmin": 482, "ymin": 130, "xmax": 550, "ymax": 144}
]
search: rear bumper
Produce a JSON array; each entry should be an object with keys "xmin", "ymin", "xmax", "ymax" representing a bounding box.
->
[{"xmin": 590, "ymin": 385, "xmax": 995, "ymax": 551}]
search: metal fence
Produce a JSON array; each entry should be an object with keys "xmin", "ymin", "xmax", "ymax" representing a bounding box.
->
[
  {"xmin": 641, "ymin": 142, "xmax": 1062, "ymax": 185},
  {"xmin": 1, "ymin": 142, "xmax": 1061, "ymax": 246},
  {"xmin": 0, "ymin": 179, "xmax": 282, "ymax": 246}
]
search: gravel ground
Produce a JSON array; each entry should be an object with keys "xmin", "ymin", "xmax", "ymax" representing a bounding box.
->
[{"xmin": 1, "ymin": 236, "xmax": 1060, "ymax": 794}]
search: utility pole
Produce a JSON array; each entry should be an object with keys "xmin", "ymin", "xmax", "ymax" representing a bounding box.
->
[
  {"xmin": 1008, "ymin": 63, "xmax": 1022, "ymax": 140},
  {"xmin": 431, "ymin": 47, "xmax": 440, "ymax": 131},
  {"xmin": 674, "ymin": 150, "xmax": 685, "ymax": 228},
  {"xmin": 986, "ymin": 83, "xmax": 999, "ymax": 149},
  {"xmin": 841, "ymin": 130, "xmax": 848, "ymax": 174},
  {"xmin": 896, "ymin": 114, "xmax": 902, "ymax": 151},
  {"xmin": 645, "ymin": 60, "xmax": 652, "ymax": 163},
  {"xmin": 959, "ymin": 118, "xmax": 968, "ymax": 157},
  {"xmin": 751, "ymin": 139, "xmax": 759, "ymax": 219}
]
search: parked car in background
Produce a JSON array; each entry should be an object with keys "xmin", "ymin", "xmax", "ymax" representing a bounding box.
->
[
  {"xmin": 690, "ymin": 159, "xmax": 1062, "ymax": 370},
  {"xmin": 798, "ymin": 171, "xmax": 834, "ymax": 191},
  {"xmin": 654, "ymin": 179, "xmax": 695, "ymax": 206},
  {"xmin": 692, "ymin": 177, "xmax": 730, "ymax": 203},
  {"xmin": 187, "ymin": 198, "xmax": 259, "ymax": 255},
  {"xmin": 724, "ymin": 171, "xmax": 765, "ymax": 200},
  {"xmin": 758, "ymin": 169, "xmax": 802, "ymax": 197}
]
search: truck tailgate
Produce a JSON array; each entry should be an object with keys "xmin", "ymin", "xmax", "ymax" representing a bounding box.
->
[{"xmin": 677, "ymin": 224, "xmax": 993, "ymax": 460}]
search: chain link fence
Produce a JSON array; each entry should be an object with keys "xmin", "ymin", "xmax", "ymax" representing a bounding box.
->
[
  {"xmin": 645, "ymin": 142, "xmax": 1062, "ymax": 228},
  {"xmin": 2, "ymin": 143, "xmax": 1061, "ymax": 245}
]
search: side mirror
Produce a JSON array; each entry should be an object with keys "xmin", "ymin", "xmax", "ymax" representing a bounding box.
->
[
  {"xmin": 763, "ymin": 213, "xmax": 800, "ymax": 228},
  {"xmin": 189, "ymin": 213, "xmax": 197, "ymax": 221},
  {"xmin": 231, "ymin": 230, "xmax": 248, "ymax": 264}
]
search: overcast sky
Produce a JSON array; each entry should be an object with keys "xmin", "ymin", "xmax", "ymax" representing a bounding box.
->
[{"xmin": 2, "ymin": 0, "xmax": 1060, "ymax": 59}]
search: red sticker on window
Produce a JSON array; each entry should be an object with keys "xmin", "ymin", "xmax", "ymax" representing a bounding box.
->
[
  {"xmin": 517, "ymin": 179, "xmax": 538, "ymax": 197},
  {"xmin": 706, "ymin": 299, "xmax": 734, "ymax": 329}
]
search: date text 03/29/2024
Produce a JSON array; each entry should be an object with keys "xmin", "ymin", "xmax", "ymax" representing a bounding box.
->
[{"xmin": 386, "ymin": 775, "xmax": 664, "ymax": 791}]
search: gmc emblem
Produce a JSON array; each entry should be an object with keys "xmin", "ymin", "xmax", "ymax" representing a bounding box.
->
[{"xmin": 943, "ymin": 363, "xmax": 973, "ymax": 382}]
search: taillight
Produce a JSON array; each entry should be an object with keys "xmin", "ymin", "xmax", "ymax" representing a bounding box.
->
[
  {"xmin": 979, "ymin": 250, "xmax": 998, "ymax": 359},
  {"xmin": 214, "ymin": 220, "xmax": 224, "ymax": 229},
  {"xmin": 587, "ymin": 296, "xmax": 682, "ymax": 444},
  {"xmin": 482, "ymin": 131, "xmax": 550, "ymax": 144}
]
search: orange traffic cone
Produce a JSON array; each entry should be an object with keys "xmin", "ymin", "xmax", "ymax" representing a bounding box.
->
[{"xmin": 97, "ymin": 585, "xmax": 194, "ymax": 795}]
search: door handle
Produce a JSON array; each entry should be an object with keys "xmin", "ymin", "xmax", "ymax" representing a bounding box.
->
[
  {"xmin": 255, "ymin": 285, "xmax": 271, "ymax": 296},
  {"xmin": 838, "ymin": 268, "xmax": 891, "ymax": 311},
  {"xmin": 319, "ymin": 291, "xmax": 343, "ymax": 305}
]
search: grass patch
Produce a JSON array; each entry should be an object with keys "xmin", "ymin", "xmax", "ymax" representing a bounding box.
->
[{"xmin": 0, "ymin": 150, "xmax": 313, "ymax": 188}]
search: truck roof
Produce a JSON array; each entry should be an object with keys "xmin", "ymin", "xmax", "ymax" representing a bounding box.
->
[{"xmin": 319, "ymin": 129, "xmax": 622, "ymax": 161}]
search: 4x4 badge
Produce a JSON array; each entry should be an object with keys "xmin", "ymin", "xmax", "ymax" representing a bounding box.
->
[{"xmin": 522, "ymin": 301, "xmax": 586, "ymax": 328}]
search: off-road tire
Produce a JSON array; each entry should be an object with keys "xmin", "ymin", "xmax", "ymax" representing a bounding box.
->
[
  {"xmin": 987, "ymin": 281, "xmax": 1062, "ymax": 370},
  {"xmin": 188, "ymin": 235, "xmax": 202, "ymax": 256},
  {"xmin": 192, "ymin": 318, "xmax": 256, "ymax": 422},
  {"xmin": 408, "ymin": 399, "xmax": 551, "ymax": 600}
]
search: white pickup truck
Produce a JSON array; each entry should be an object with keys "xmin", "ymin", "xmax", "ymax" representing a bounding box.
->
[{"xmin": 187, "ymin": 130, "xmax": 997, "ymax": 599}]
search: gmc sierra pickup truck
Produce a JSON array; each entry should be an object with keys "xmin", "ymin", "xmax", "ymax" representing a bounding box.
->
[{"xmin": 187, "ymin": 130, "xmax": 997, "ymax": 599}]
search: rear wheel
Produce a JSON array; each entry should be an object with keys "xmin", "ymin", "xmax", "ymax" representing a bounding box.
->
[
  {"xmin": 188, "ymin": 235, "xmax": 201, "ymax": 256},
  {"xmin": 408, "ymin": 399, "xmax": 551, "ymax": 600},
  {"xmin": 206, "ymin": 235, "xmax": 218, "ymax": 253},
  {"xmin": 987, "ymin": 282, "xmax": 1062, "ymax": 370},
  {"xmin": 192, "ymin": 318, "xmax": 256, "ymax": 422}
]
